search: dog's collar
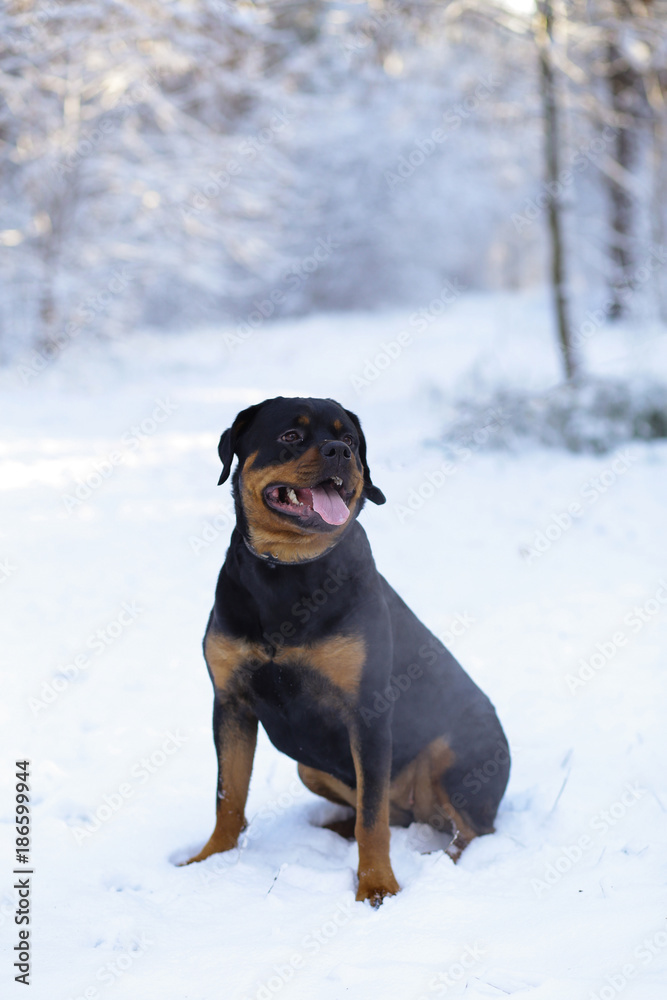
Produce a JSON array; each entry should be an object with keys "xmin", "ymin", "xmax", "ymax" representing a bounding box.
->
[{"xmin": 242, "ymin": 535, "xmax": 338, "ymax": 568}]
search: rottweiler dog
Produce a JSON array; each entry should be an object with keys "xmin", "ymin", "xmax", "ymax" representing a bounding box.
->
[{"xmin": 185, "ymin": 396, "xmax": 510, "ymax": 906}]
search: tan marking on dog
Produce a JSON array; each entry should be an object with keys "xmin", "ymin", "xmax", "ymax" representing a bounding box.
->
[
  {"xmin": 388, "ymin": 737, "xmax": 455, "ymax": 821},
  {"xmin": 276, "ymin": 634, "xmax": 365, "ymax": 695},
  {"xmin": 240, "ymin": 448, "xmax": 364, "ymax": 563},
  {"xmin": 388, "ymin": 736, "xmax": 478, "ymax": 857},
  {"xmin": 333, "ymin": 419, "xmax": 343, "ymax": 432},
  {"xmin": 185, "ymin": 716, "xmax": 258, "ymax": 863},
  {"xmin": 297, "ymin": 763, "xmax": 356, "ymax": 807},
  {"xmin": 296, "ymin": 415, "xmax": 310, "ymax": 426},
  {"xmin": 204, "ymin": 631, "xmax": 269, "ymax": 692}
]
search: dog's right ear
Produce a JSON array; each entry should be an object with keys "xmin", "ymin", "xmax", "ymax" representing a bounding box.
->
[{"xmin": 217, "ymin": 402, "xmax": 265, "ymax": 485}]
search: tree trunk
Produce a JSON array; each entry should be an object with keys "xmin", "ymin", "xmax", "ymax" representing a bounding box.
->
[
  {"xmin": 537, "ymin": 1, "xmax": 578, "ymax": 381},
  {"xmin": 607, "ymin": 38, "xmax": 639, "ymax": 318},
  {"xmin": 648, "ymin": 70, "xmax": 667, "ymax": 321}
]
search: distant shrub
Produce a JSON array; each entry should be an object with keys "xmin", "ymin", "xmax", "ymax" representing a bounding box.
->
[{"xmin": 444, "ymin": 378, "xmax": 667, "ymax": 455}]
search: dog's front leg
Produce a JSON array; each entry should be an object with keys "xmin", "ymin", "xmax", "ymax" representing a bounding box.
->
[
  {"xmin": 186, "ymin": 697, "xmax": 258, "ymax": 863},
  {"xmin": 350, "ymin": 721, "xmax": 400, "ymax": 906}
]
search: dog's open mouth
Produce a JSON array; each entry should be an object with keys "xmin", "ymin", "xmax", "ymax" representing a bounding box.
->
[{"xmin": 264, "ymin": 476, "xmax": 351, "ymax": 526}]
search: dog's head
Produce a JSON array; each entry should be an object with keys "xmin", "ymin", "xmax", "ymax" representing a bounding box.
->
[{"xmin": 217, "ymin": 396, "xmax": 385, "ymax": 562}]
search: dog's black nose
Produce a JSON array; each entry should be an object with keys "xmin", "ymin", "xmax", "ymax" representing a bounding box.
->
[{"xmin": 320, "ymin": 441, "xmax": 352, "ymax": 462}]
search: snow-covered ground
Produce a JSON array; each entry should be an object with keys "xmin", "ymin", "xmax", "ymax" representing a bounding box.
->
[{"xmin": 2, "ymin": 292, "xmax": 667, "ymax": 1000}]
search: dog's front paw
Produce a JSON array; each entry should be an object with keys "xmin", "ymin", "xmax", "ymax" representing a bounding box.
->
[
  {"xmin": 179, "ymin": 831, "xmax": 241, "ymax": 865},
  {"xmin": 179, "ymin": 847, "xmax": 218, "ymax": 866},
  {"xmin": 356, "ymin": 871, "xmax": 400, "ymax": 907}
]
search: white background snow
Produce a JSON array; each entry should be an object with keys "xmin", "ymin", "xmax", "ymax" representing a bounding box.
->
[{"xmin": 2, "ymin": 294, "xmax": 667, "ymax": 999}]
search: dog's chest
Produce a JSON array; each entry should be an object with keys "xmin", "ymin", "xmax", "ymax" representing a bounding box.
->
[
  {"xmin": 205, "ymin": 628, "xmax": 361, "ymax": 767},
  {"xmin": 249, "ymin": 658, "xmax": 355, "ymax": 778},
  {"xmin": 205, "ymin": 628, "xmax": 364, "ymax": 699}
]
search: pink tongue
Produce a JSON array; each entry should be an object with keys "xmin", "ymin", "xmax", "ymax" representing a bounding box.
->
[{"xmin": 310, "ymin": 483, "xmax": 350, "ymax": 525}]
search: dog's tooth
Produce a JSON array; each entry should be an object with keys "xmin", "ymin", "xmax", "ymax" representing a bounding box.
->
[{"xmin": 287, "ymin": 488, "xmax": 299, "ymax": 505}]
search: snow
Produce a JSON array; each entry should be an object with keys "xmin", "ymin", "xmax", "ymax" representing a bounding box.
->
[{"xmin": 2, "ymin": 293, "xmax": 667, "ymax": 999}]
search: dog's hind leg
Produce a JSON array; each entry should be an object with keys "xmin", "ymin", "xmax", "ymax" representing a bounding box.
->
[
  {"xmin": 297, "ymin": 763, "xmax": 357, "ymax": 837},
  {"xmin": 406, "ymin": 737, "xmax": 480, "ymax": 861}
]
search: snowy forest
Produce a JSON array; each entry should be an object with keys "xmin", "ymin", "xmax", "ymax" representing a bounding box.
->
[
  {"xmin": 3, "ymin": 0, "xmax": 667, "ymax": 374},
  {"xmin": 4, "ymin": 4, "xmax": 667, "ymax": 1000}
]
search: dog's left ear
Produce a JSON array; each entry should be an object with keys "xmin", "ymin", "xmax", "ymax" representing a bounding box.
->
[
  {"xmin": 342, "ymin": 407, "xmax": 386, "ymax": 505},
  {"xmin": 217, "ymin": 402, "xmax": 266, "ymax": 485}
]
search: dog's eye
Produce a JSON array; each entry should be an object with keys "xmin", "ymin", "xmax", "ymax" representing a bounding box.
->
[
  {"xmin": 341, "ymin": 433, "xmax": 355, "ymax": 447},
  {"xmin": 279, "ymin": 430, "xmax": 303, "ymax": 444}
]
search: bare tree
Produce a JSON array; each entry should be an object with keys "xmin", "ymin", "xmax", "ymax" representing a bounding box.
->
[
  {"xmin": 570, "ymin": 0, "xmax": 667, "ymax": 318},
  {"xmin": 537, "ymin": 0, "xmax": 577, "ymax": 379},
  {"xmin": 603, "ymin": 2, "xmax": 644, "ymax": 316}
]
